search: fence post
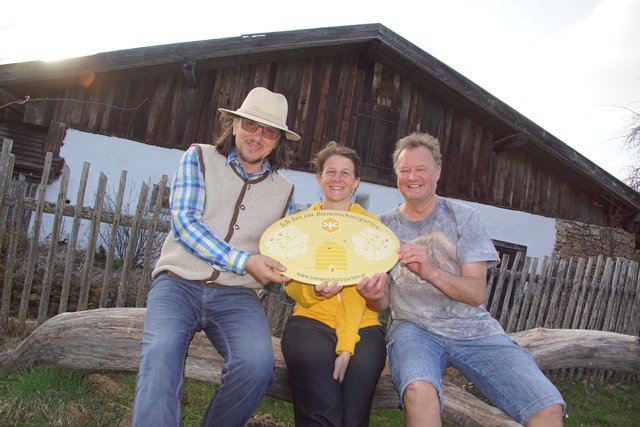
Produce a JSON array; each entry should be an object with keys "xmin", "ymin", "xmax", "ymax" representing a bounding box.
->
[
  {"xmin": 602, "ymin": 258, "xmax": 625, "ymax": 332},
  {"xmin": 588, "ymin": 257, "xmax": 614, "ymax": 330},
  {"xmin": 579, "ymin": 255, "xmax": 604, "ymax": 329},
  {"xmin": 77, "ymin": 173, "xmax": 107, "ymax": 311},
  {"xmin": 0, "ymin": 138, "xmax": 15, "ymax": 251},
  {"xmin": 0, "ymin": 176, "xmax": 26, "ymax": 329},
  {"xmin": 562, "ymin": 257, "xmax": 586, "ymax": 329},
  {"xmin": 136, "ymin": 174, "xmax": 168, "ymax": 307},
  {"xmin": 498, "ymin": 251, "xmax": 522, "ymax": 328},
  {"xmin": 526, "ymin": 256, "xmax": 549, "ymax": 330},
  {"xmin": 59, "ymin": 162, "xmax": 91, "ymax": 314},
  {"xmin": 535, "ymin": 256, "xmax": 558, "ymax": 327},
  {"xmin": 617, "ymin": 261, "xmax": 639, "ymax": 334},
  {"xmin": 116, "ymin": 181, "xmax": 148, "ymax": 307},
  {"xmin": 486, "ymin": 253, "xmax": 509, "ymax": 317},
  {"xmin": 37, "ymin": 165, "xmax": 70, "ymax": 324},
  {"xmin": 505, "ymin": 256, "xmax": 532, "ymax": 333},
  {"xmin": 516, "ymin": 257, "xmax": 539, "ymax": 331},
  {"xmin": 99, "ymin": 170, "xmax": 127, "ymax": 308},
  {"xmin": 544, "ymin": 258, "xmax": 568, "ymax": 328},
  {"xmin": 17, "ymin": 152, "xmax": 53, "ymax": 333}
]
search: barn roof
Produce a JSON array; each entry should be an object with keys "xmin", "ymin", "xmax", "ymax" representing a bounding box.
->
[{"xmin": 1, "ymin": 23, "xmax": 639, "ymax": 211}]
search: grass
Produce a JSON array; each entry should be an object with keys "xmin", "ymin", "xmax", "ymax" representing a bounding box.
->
[
  {"xmin": 556, "ymin": 377, "xmax": 640, "ymax": 426},
  {"xmin": 0, "ymin": 365, "xmax": 638, "ymax": 426},
  {"xmin": 0, "ymin": 365, "xmax": 131, "ymax": 426}
]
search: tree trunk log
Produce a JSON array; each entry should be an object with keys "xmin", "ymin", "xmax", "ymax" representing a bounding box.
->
[
  {"xmin": 509, "ymin": 327, "xmax": 640, "ymax": 373},
  {"xmin": 1, "ymin": 308, "xmax": 638, "ymax": 426}
]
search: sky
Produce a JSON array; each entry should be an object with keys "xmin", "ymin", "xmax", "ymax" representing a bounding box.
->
[{"xmin": 2, "ymin": 0, "xmax": 639, "ymax": 182}]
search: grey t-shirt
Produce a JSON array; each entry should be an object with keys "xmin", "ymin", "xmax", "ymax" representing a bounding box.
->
[{"xmin": 380, "ymin": 197, "xmax": 504, "ymax": 339}]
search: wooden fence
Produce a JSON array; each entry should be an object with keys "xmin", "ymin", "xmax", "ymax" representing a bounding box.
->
[
  {"xmin": 0, "ymin": 138, "xmax": 170, "ymax": 333},
  {"xmin": 0, "ymin": 137, "xmax": 639, "ymax": 346}
]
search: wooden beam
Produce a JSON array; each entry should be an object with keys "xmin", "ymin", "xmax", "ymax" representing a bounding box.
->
[
  {"xmin": 492, "ymin": 132, "xmax": 526, "ymax": 152},
  {"xmin": 182, "ymin": 60, "xmax": 198, "ymax": 89},
  {"xmin": 357, "ymin": 39, "xmax": 379, "ymax": 70},
  {"xmin": 45, "ymin": 121, "xmax": 66, "ymax": 155}
]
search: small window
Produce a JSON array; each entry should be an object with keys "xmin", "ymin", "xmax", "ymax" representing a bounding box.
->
[{"xmin": 492, "ymin": 239, "xmax": 527, "ymax": 270}]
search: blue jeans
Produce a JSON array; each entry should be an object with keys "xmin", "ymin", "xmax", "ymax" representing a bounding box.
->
[
  {"xmin": 387, "ymin": 321, "xmax": 565, "ymax": 425},
  {"xmin": 132, "ymin": 273, "xmax": 274, "ymax": 427},
  {"xmin": 281, "ymin": 316, "xmax": 387, "ymax": 427}
]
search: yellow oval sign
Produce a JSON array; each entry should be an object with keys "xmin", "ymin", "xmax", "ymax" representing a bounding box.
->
[{"xmin": 260, "ymin": 210, "xmax": 399, "ymax": 285}]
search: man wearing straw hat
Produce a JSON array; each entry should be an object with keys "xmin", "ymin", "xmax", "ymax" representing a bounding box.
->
[{"xmin": 133, "ymin": 87, "xmax": 300, "ymax": 427}]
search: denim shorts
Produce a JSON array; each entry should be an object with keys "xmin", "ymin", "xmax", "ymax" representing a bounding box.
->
[{"xmin": 387, "ymin": 321, "xmax": 565, "ymax": 424}]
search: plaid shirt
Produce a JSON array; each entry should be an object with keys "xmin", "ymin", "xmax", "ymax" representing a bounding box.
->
[{"xmin": 170, "ymin": 145, "xmax": 294, "ymax": 274}]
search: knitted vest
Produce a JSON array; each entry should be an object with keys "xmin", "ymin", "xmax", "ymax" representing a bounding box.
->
[{"xmin": 152, "ymin": 144, "xmax": 294, "ymax": 289}]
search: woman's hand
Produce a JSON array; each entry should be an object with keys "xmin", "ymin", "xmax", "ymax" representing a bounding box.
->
[
  {"xmin": 314, "ymin": 280, "xmax": 342, "ymax": 298},
  {"xmin": 333, "ymin": 351, "xmax": 351, "ymax": 382}
]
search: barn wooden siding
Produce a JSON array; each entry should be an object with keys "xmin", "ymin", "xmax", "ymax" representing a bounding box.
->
[{"xmin": 0, "ymin": 45, "xmax": 623, "ymax": 227}]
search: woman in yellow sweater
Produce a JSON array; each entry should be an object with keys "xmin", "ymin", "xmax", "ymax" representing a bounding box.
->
[{"xmin": 280, "ymin": 142, "xmax": 387, "ymax": 427}]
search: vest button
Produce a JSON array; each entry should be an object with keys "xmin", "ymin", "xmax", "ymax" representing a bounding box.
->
[
  {"xmin": 234, "ymin": 224, "xmax": 240, "ymax": 230},
  {"xmin": 240, "ymin": 205, "xmax": 245, "ymax": 210}
]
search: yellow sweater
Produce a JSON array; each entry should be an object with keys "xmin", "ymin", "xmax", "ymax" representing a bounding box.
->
[{"xmin": 285, "ymin": 203, "xmax": 382, "ymax": 355}]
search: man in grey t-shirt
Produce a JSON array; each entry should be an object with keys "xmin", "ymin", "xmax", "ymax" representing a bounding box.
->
[{"xmin": 359, "ymin": 132, "xmax": 565, "ymax": 426}]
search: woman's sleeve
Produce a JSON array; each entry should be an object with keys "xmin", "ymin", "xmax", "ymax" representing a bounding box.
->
[
  {"xmin": 285, "ymin": 281, "xmax": 324, "ymax": 307},
  {"xmin": 335, "ymin": 286, "xmax": 366, "ymax": 355}
]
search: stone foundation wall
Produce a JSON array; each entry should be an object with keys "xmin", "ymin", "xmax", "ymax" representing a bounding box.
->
[{"xmin": 555, "ymin": 219, "xmax": 636, "ymax": 260}]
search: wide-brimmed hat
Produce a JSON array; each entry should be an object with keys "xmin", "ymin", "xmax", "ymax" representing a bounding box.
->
[{"xmin": 218, "ymin": 87, "xmax": 301, "ymax": 141}]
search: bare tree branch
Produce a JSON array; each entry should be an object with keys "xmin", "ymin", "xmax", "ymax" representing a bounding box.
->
[{"xmin": 620, "ymin": 105, "xmax": 640, "ymax": 190}]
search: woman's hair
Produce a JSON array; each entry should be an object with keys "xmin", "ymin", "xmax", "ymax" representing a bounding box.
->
[
  {"xmin": 392, "ymin": 132, "xmax": 442, "ymax": 169},
  {"xmin": 310, "ymin": 141, "xmax": 361, "ymax": 178},
  {"xmin": 213, "ymin": 114, "xmax": 294, "ymax": 171}
]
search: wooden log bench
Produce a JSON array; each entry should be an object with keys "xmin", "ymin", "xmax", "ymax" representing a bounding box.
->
[{"xmin": 1, "ymin": 308, "xmax": 638, "ymax": 426}]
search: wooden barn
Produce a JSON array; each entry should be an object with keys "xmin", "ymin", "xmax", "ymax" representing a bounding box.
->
[{"xmin": 0, "ymin": 23, "xmax": 639, "ymax": 259}]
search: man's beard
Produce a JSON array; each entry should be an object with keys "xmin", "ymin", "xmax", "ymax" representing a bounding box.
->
[{"xmin": 238, "ymin": 150, "xmax": 267, "ymax": 165}]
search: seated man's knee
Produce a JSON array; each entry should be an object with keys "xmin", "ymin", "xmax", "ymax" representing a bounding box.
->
[
  {"xmin": 404, "ymin": 380, "xmax": 439, "ymax": 408},
  {"xmin": 141, "ymin": 336, "xmax": 183, "ymax": 361},
  {"xmin": 232, "ymin": 350, "xmax": 274, "ymax": 382}
]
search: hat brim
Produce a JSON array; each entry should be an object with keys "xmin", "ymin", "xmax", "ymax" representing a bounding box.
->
[{"xmin": 218, "ymin": 108, "xmax": 301, "ymax": 141}]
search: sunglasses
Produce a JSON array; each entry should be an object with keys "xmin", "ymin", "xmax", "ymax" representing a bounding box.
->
[{"xmin": 240, "ymin": 118, "xmax": 281, "ymax": 140}]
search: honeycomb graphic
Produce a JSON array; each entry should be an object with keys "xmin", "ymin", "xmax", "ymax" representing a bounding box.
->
[{"xmin": 315, "ymin": 241, "xmax": 348, "ymax": 272}]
